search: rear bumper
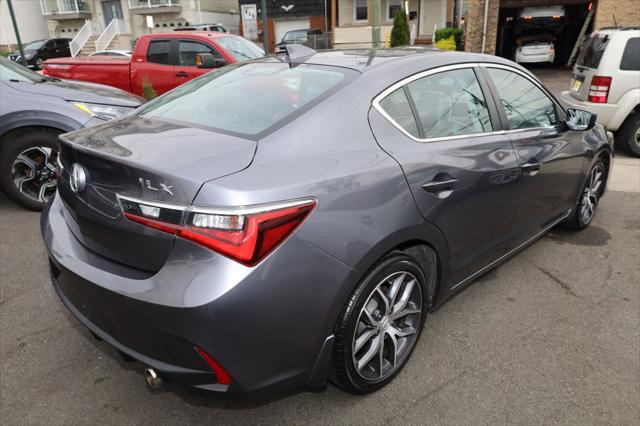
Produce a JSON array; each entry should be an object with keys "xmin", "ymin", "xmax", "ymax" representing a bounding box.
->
[
  {"xmin": 41, "ymin": 193, "xmax": 358, "ymax": 393},
  {"xmin": 559, "ymin": 91, "xmax": 619, "ymax": 130},
  {"xmin": 515, "ymin": 52, "xmax": 553, "ymax": 63}
]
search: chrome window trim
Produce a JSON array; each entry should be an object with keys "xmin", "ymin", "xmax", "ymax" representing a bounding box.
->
[
  {"xmin": 372, "ymin": 61, "xmax": 567, "ymax": 143},
  {"xmin": 372, "ymin": 63, "xmax": 501, "ymax": 143},
  {"xmin": 116, "ymin": 194, "xmax": 189, "ymax": 212}
]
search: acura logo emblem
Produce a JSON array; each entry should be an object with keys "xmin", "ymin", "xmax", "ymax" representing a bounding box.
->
[{"xmin": 69, "ymin": 163, "xmax": 87, "ymax": 193}]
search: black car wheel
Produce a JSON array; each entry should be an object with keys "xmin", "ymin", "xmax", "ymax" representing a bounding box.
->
[
  {"xmin": 34, "ymin": 56, "xmax": 44, "ymax": 69},
  {"xmin": 618, "ymin": 112, "xmax": 640, "ymax": 157},
  {"xmin": 331, "ymin": 253, "xmax": 428, "ymax": 394},
  {"xmin": 0, "ymin": 128, "xmax": 60, "ymax": 211},
  {"xmin": 565, "ymin": 159, "xmax": 606, "ymax": 230}
]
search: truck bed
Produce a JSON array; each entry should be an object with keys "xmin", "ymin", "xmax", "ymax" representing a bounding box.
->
[{"xmin": 43, "ymin": 57, "xmax": 132, "ymax": 93}]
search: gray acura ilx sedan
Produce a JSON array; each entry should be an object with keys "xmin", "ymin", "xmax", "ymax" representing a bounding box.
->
[{"xmin": 41, "ymin": 48, "xmax": 612, "ymax": 395}]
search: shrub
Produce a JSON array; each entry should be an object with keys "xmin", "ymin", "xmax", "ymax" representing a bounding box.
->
[
  {"xmin": 0, "ymin": 51, "xmax": 9, "ymax": 58},
  {"xmin": 141, "ymin": 78, "xmax": 157, "ymax": 100},
  {"xmin": 435, "ymin": 36, "xmax": 456, "ymax": 51},
  {"xmin": 390, "ymin": 9, "xmax": 410, "ymax": 47},
  {"xmin": 434, "ymin": 27, "xmax": 463, "ymax": 51}
]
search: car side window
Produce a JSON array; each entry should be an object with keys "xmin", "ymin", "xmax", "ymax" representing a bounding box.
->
[
  {"xmin": 178, "ymin": 41, "xmax": 223, "ymax": 66},
  {"xmin": 379, "ymin": 88, "xmax": 420, "ymax": 138},
  {"xmin": 486, "ymin": 67, "xmax": 558, "ymax": 130},
  {"xmin": 147, "ymin": 40, "xmax": 171, "ymax": 65},
  {"xmin": 405, "ymin": 68, "xmax": 493, "ymax": 138},
  {"xmin": 620, "ymin": 37, "xmax": 640, "ymax": 71}
]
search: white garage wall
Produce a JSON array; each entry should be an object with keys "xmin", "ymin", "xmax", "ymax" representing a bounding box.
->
[
  {"xmin": 0, "ymin": 0, "xmax": 49, "ymax": 49},
  {"xmin": 274, "ymin": 19, "xmax": 310, "ymax": 44}
]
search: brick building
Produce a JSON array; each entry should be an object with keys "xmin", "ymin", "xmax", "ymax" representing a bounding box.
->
[{"xmin": 464, "ymin": 0, "xmax": 640, "ymax": 55}]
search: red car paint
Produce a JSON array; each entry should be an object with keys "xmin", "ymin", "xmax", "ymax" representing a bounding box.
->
[{"xmin": 42, "ymin": 33, "xmax": 240, "ymax": 97}]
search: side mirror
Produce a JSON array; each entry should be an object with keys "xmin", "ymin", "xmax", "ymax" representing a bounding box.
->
[
  {"xmin": 565, "ymin": 108, "xmax": 597, "ymax": 131},
  {"xmin": 196, "ymin": 53, "xmax": 226, "ymax": 69}
]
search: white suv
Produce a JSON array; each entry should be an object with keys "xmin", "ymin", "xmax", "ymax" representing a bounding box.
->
[{"xmin": 560, "ymin": 27, "xmax": 640, "ymax": 156}]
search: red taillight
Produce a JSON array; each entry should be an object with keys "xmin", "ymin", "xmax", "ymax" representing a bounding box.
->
[
  {"xmin": 118, "ymin": 196, "xmax": 316, "ymax": 267},
  {"xmin": 42, "ymin": 67, "xmax": 49, "ymax": 76},
  {"xmin": 588, "ymin": 76, "xmax": 612, "ymax": 103},
  {"xmin": 195, "ymin": 347, "xmax": 232, "ymax": 385}
]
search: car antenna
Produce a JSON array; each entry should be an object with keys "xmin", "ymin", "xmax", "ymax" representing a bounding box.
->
[{"xmin": 285, "ymin": 44, "xmax": 316, "ymax": 68}]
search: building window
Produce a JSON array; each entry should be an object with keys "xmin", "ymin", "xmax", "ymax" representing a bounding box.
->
[
  {"xmin": 387, "ymin": 0, "xmax": 402, "ymax": 21},
  {"xmin": 354, "ymin": 0, "xmax": 368, "ymax": 22}
]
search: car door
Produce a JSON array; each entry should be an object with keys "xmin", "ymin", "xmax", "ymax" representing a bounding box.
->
[
  {"xmin": 369, "ymin": 65, "xmax": 521, "ymax": 286},
  {"xmin": 131, "ymin": 39, "xmax": 174, "ymax": 96},
  {"xmin": 173, "ymin": 39, "xmax": 227, "ymax": 85},
  {"xmin": 59, "ymin": 39, "xmax": 71, "ymax": 57},
  {"xmin": 42, "ymin": 40, "xmax": 57, "ymax": 60},
  {"xmin": 481, "ymin": 65, "xmax": 584, "ymax": 249}
]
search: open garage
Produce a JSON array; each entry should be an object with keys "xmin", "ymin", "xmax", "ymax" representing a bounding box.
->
[{"xmin": 496, "ymin": 0, "xmax": 594, "ymax": 66}]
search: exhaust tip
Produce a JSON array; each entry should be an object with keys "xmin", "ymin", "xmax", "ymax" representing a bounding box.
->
[{"xmin": 144, "ymin": 367, "xmax": 162, "ymax": 390}]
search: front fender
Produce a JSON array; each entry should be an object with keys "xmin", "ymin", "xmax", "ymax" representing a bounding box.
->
[{"xmin": 0, "ymin": 110, "xmax": 85, "ymax": 138}]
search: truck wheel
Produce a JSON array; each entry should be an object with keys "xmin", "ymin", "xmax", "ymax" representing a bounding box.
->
[
  {"xmin": 0, "ymin": 128, "xmax": 60, "ymax": 211},
  {"xmin": 617, "ymin": 111, "xmax": 640, "ymax": 157}
]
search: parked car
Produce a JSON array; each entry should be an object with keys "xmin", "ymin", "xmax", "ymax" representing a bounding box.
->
[
  {"xmin": 275, "ymin": 28, "xmax": 324, "ymax": 53},
  {"xmin": 560, "ymin": 27, "xmax": 640, "ymax": 156},
  {"xmin": 8, "ymin": 38, "xmax": 71, "ymax": 69},
  {"xmin": 89, "ymin": 50, "xmax": 132, "ymax": 58},
  {"xmin": 517, "ymin": 5, "xmax": 565, "ymax": 30},
  {"xmin": 0, "ymin": 56, "xmax": 144, "ymax": 210},
  {"xmin": 515, "ymin": 36, "xmax": 555, "ymax": 64},
  {"xmin": 42, "ymin": 48, "xmax": 612, "ymax": 395},
  {"xmin": 42, "ymin": 33, "xmax": 264, "ymax": 96},
  {"xmin": 174, "ymin": 23, "xmax": 228, "ymax": 33}
]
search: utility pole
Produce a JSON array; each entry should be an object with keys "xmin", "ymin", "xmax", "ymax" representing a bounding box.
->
[
  {"xmin": 372, "ymin": 0, "xmax": 381, "ymax": 47},
  {"xmin": 261, "ymin": 0, "xmax": 269, "ymax": 53},
  {"xmin": 6, "ymin": 0, "xmax": 26, "ymax": 67}
]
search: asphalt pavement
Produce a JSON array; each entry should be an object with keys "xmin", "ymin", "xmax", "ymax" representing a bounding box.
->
[{"xmin": 1, "ymin": 68, "xmax": 639, "ymax": 425}]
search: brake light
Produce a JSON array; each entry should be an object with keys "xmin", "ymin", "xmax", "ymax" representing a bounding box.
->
[
  {"xmin": 588, "ymin": 76, "xmax": 612, "ymax": 103},
  {"xmin": 42, "ymin": 67, "xmax": 49, "ymax": 76},
  {"xmin": 118, "ymin": 196, "xmax": 316, "ymax": 266}
]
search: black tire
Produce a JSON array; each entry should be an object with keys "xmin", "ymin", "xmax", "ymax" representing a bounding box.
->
[
  {"xmin": 617, "ymin": 111, "xmax": 640, "ymax": 157},
  {"xmin": 0, "ymin": 128, "xmax": 61, "ymax": 211},
  {"xmin": 331, "ymin": 252, "xmax": 429, "ymax": 394},
  {"xmin": 35, "ymin": 56, "xmax": 44, "ymax": 70},
  {"xmin": 564, "ymin": 159, "xmax": 606, "ymax": 230}
]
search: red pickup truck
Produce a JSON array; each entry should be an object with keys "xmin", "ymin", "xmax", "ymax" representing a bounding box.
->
[{"xmin": 43, "ymin": 33, "xmax": 264, "ymax": 96}]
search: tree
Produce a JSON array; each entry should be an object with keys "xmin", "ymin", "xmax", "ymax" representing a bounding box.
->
[
  {"xmin": 390, "ymin": 9, "xmax": 410, "ymax": 47},
  {"xmin": 141, "ymin": 77, "xmax": 157, "ymax": 100}
]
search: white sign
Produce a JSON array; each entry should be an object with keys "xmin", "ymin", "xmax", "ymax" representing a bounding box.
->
[
  {"xmin": 241, "ymin": 4, "xmax": 258, "ymax": 41},
  {"xmin": 146, "ymin": 15, "xmax": 154, "ymax": 29}
]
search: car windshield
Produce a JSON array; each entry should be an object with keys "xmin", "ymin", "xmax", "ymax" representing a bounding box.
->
[
  {"xmin": 576, "ymin": 34, "xmax": 610, "ymax": 69},
  {"xmin": 137, "ymin": 62, "xmax": 353, "ymax": 137},
  {"xmin": 0, "ymin": 56, "xmax": 44, "ymax": 83},
  {"xmin": 283, "ymin": 30, "xmax": 308, "ymax": 42},
  {"xmin": 24, "ymin": 40, "xmax": 46, "ymax": 50},
  {"xmin": 215, "ymin": 36, "xmax": 264, "ymax": 61}
]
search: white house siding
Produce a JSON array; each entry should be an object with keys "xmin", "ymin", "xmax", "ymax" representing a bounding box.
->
[
  {"xmin": 0, "ymin": 0, "xmax": 49, "ymax": 50},
  {"xmin": 334, "ymin": 24, "xmax": 393, "ymax": 46}
]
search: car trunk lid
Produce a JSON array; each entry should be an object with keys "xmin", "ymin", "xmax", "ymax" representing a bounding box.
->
[
  {"xmin": 57, "ymin": 116, "xmax": 257, "ymax": 272},
  {"xmin": 520, "ymin": 43, "xmax": 551, "ymax": 55}
]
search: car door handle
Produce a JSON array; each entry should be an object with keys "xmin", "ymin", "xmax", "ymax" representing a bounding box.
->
[
  {"xmin": 175, "ymin": 71, "xmax": 189, "ymax": 77},
  {"xmin": 521, "ymin": 162, "xmax": 541, "ymax": 175},
  {"xmin": 422, "ymin": 178, "xmax": 458, "ymax": 198}
]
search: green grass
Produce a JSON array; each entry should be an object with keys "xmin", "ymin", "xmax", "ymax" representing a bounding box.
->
[{"xmin": 0, "ymin": 51, "xmax": 9, "ymax": 57}]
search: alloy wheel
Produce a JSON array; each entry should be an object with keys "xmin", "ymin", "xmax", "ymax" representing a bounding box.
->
[
  {"xmin": 352, "ymin": 271, "xmax": 422, "ymax": 382},
  {"xmin": 11, "ymin": 146, "xmax": 58, "ymax": 203},
  {"xmin": 635, "ymin": 127, "xmax": 640, "ymax": 149},
  {"xmin": 579, "ymin": 164, "xmax": 603, "ymax": 225}
]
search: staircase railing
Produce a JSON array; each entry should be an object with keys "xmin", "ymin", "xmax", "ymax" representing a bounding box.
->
[
  {"xmin": 95, "ymin": 18, "xmax": 130, "ymax": 52},
  {"xmin": 70, "ymin": 19, "xmax": 93, "ymax": 56}
]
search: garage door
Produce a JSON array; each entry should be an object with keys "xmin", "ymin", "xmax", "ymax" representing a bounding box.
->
[{"xmin": 274, "ymin": 19, "xmax": 310, "ymax": 44}]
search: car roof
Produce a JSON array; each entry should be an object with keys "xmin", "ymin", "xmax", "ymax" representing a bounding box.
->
[
  {"xmin": 143, "ymin": 31, "xmax": 230, "ymax": 39},
  {"xmin": 262, "ymin": 48, "xmax": 513, "ymax": 73}
]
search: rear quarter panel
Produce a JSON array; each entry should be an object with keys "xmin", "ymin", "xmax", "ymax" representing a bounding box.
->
[{"xmin": 44, "ymin": 60, "xmax": 132, "ymax": 93}]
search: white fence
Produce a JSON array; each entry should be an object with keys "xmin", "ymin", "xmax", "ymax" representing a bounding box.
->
[
  {"xmin": 70, "ymin": 20, "xmax": 92, "ymax": 57},
  {"xmin": 96, "ymin": 19, "xmax": 130, "ymax": 52}
]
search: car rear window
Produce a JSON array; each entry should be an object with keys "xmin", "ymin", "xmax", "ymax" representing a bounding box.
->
[
  {"xmin": 576, "ymin": 34, "xmax": 610, "ymax": 69},
  {"xmin": 138, "ymin": 62, "xmax": 354, "ymax": 137},
  {"xmin": 620, "ymin": 37, "xmax": 640, "ymax": 71}
]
